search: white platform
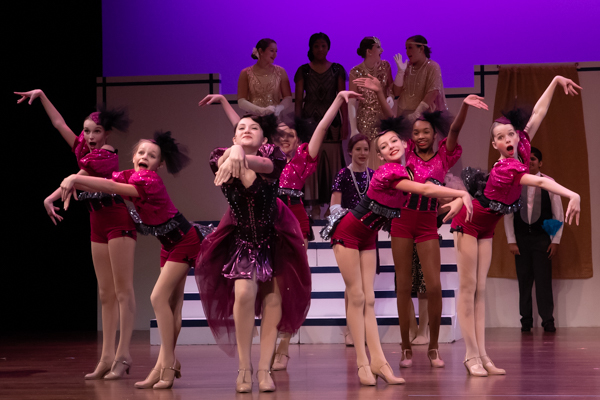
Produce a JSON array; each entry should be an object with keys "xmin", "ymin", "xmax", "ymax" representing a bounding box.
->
[{"xmin": 151, "ymin": 222, "xmax": 462, "ymax": 345}]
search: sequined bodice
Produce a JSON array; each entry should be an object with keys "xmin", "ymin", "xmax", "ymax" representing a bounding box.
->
[
  {"xmin": 397, "ymin": 59, "xmax": 447, "ymax": 115},
  {"xmin": 245, "ymin": 65, "xmax": 284, "ymax": 107},
  {"xmin": 279, "ymin": 143, "xmax": 317, "ymax": 190},
  {"xmin": 222, "ymin": 177, "xmax": 279, "ymax": 244},
  {"xmin": 350, "ymin": 60, "xmax": 392, "ymax": 140}
]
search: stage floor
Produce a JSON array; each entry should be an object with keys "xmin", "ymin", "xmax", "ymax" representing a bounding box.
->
[{"xmin": 1, "ymin": 328, "xmax": 599, "ymax": 399}]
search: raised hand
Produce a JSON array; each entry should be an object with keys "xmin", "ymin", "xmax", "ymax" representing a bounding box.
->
[
  {"xmin": 555, "ymin": 76, "xmax": 582, "ymax": 96},
  {"xmin": 198, "ymin": 94, "xmax": 226, "ymax": 107},
  {"xmin": 394, "ymin": 53, "xmax": 408, "ymax": 72},
  {"xmin": 44, "ymin": 198, "xmax": 64, "ymax": 225},
  {"xmin": 338, "ymin": 90, "xmax": 364, "ymax": 103},
  {"xmin": 565, "ymin": 194, "xmax": 581, "ymax": 225},
  {"xmin": 15, "ymin": 89, "xmax": 43, "ymax": 105},
  {"xmin": 463, "ymin": 95, "xmax": 488, "ymax": 110},
  {"xmin": 353, "ymin": 74, "xmax": 382, "ymax": 93}
]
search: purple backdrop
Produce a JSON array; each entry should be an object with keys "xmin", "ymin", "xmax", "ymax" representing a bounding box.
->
[{"xmin": 103, "ymin": 0, "xmax": 598, "ymax": 94}]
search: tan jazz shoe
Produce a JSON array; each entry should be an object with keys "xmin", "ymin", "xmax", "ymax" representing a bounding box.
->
[
  {"xmin": 399, "ymin": 349, "xmax": 413, "ymax": 368},
  {"xmin": 153, "ymin": 364, "xmax": 180, "ymax": 389},
  {"xmin": 257, "ymin": 369, "xmax": 276, "ymax": 392},
  {"xmin": 357, "ymin": 365, "xmax": 376, "ymax": 386},
  {"xmin": 463, "ymin": 357, "xmax": 488, "ymax": 377},
  {"xmin": 480, "ymin": 355, "xmax": 506, "ymax": 375},
  {"xmin": 235, "ymin": 368, "xmax": 253, "ymax": 393},
  {"xmin": 428, "ymin": 349, "xmax": 445, "ymax": 368},
  {"xmin": 134, "ymin": 368, "xmax": 160, "ymax": 389},
  {"xmin": 371, "ymin": 362, "xmax": 405, "ymax": 384},
  {"xmin": 271, "ymin": 353, "xmax": 289, "ymax": 371},
  {"xmin": 104, "ymin": 359, "xmax": 132, "ymax": 380},
  {"xmin": 84, "ymin": 361, "xmax": 112, "ymax": 380}
]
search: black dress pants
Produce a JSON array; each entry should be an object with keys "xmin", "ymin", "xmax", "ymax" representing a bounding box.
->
[{"xmin": 515, "ymin": 232, "xmax": 554, "ymax": 328}]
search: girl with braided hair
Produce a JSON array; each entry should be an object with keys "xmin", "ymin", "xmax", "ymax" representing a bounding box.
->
[{"xmin": 15, "ymin": 89, "xmax": 136, "ymax": 380}]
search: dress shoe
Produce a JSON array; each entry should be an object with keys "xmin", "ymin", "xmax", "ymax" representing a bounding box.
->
[
  {"xmin": 135, "ymin": 368, "xmax": 160, "ymax": 389},
  {"xmin": 257, "ymin": 369, "xmax": 276, "ymax": 392},
  {"xmin": 463, "ymin": 357, "xmax": 488, "ymax": 377},
  {"xmin": 271, "ymin": 353, "xmax": 289, "ymax": 371},
  {"xmin": 371, "ymin": 362, "xmax": 405, "ymax": 384},
  {"xmin": 104, "ymin": 359, "xmax": 131, "ymax": 380},
  {"xmin": 428, "ymin": 349, "xmax": 445, "ymax": 368},
  {"xmin": 481, "ymin": 355, "xmax": 506, "ymax": 375},
  {"xmin": 235, "ymin": 368, "xmax": 253, "ymax": 393},
  {"xmin": 399, "ymin": 349, "xmax": 413, "ymax": 368},
  {"xmin": 84, "ymin": 361, "xmax": 112, "ymax": 380},
  {"xmin": 357, "ymin": 365, "xmax": 376, "ymax": 386},
  {"xmin": 153, "ymin": 365, "xmax": 180, "ymax": 389}
]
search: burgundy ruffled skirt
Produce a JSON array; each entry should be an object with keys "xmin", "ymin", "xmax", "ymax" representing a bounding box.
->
[{"xmin": 195, "ymin": 199, "xmax": 311, "ymax": 356}]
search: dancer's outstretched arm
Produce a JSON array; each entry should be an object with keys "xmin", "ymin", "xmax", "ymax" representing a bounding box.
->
[
  {"xmin": 60, "ymin": 174, "xmax": 140, "ymax": 210},
  {"xmin": 525, "ymin": 76, "xmax": 581, "ymax": 140},
  {"xmin": 519, "ymin": 174, "xmax": 580, "ymax": 225},
  {"xmin": 199, "ymin": 94, "xmax": 240, "ymax": 127},
  {"xmin": 308, "ymin": 91, "xmax": 363, "ymax": 158},
  {"xmin": 447, "ymin": 95, "xmax": 488, "ymax": 152},
  {"xmin": 396, "ymin": 180, "xmax": 473, "ymax": 222},
  {"xmin": 15, "ymin": 89, "xmax": 78, "ymax": 148},
  {"xmin": 214, "ymin": 145, "xmax": 274, "ymax": 186}
]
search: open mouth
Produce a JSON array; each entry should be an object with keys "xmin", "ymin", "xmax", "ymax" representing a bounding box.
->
[
  {"xmin": 89, "ymin": 142, "xmax": 97, "ymax": 148},
  {"xmin": 138, "ymin": 162, "xmax": 148, "ymax": 169},
  {"xmin": 506, "ymin": 145, "xmax": 514, "ymax": 154}
]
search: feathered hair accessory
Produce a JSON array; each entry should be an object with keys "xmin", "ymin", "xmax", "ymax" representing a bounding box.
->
[
  {"xmin": 152, "ymin": 130, "xmax": 191, "ymax": 174},
  {"xmin": 379, "ymin": 116, "xmax": 411, "ymax": 141},
  {"xmin": 495, "ymin": 107, "xmax": 532, "ymax": 131},
  {"xmin": 89, "ymin": 104, "xmax": 131, "ymax": 132},
  {"xmin": 417, "ymin": 110, "xmax": 452, "ymax": 137},
  {"xmin": 292, "ymin": 117, "xmax": 316, "ymax": 144}
]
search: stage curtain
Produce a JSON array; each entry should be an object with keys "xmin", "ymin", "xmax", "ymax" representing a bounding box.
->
[{"xmin": 488, "ymin": 65, "xmax": 592, "ymax": 279}]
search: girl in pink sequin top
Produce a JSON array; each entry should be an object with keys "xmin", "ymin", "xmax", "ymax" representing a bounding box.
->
[
  {"xmin": 60, "ymin": 131, "xmax": 202, "ymax": 389},
  {"xmin": 15, "ymin": 89, "xmax": 136, "ymax": 380},
  {"xmin": 322, "ymin": 117, "xmax": 472, "ymax": 386},
  {"xmin": 237, "ymin": 38, "xmax": 293, "ymax": 120},
  {"xmin": 450, "ymin": 76, "xmax": 581, "ymax": 377}
]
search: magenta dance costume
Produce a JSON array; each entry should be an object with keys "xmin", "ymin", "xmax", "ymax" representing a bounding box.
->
[
  {"xmin": 73, "ymin": 114, "xmax": 136, "ymax": 244},
  {"xmin": 322, "ymin": 162, "xmax": 409, "ymax": 251},
  {"xmin": 195, "ymin": 144, "xmax": 311, "ymax": 355},
  {"xmin": 391, "ymin": 137, "xmax": 462, "ymax": 243},
  {"xmin": 451, "ymin": 128, "xmax": 531, "ymax": 239},
  {"xmin": 278, "ymin": 142, "xmax": 318, "ymax": 240},
  {"xmin": 112, "ymin": 169, "xmax": 202, "ymax": 266}
]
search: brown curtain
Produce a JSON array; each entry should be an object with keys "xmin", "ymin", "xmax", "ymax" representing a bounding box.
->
[{"xmin": 488, "ymin": 65, "xmax": 592, "ymax": 279}]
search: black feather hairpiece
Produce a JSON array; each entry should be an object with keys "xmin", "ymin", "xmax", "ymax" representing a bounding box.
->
[
  {"xmin": 496, "ymin": 107, "xmax": 532, "ymax": 132},
  {"xmin": 93, "ymin": 104, "xmax": 131, "ymax": 132},
  {"xmin": 152, "ymin": 130, "xmax": 191, "ymax": 174},
  {"xmin": 417, "ymin": 110, "xmax": 452, "ymax": 137},
  {"xmin": 379, "ymin": 116, "xmax": 411, "ymax": 141}
]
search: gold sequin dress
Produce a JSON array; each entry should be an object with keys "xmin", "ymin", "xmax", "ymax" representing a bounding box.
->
[
  {"xmin": 397, "ymin": 59, "xmax": 447, "ymax": 116},
  {"xmin": 243, "ymin": 64, "xmax": 284, "ymax": 107},
  {"xmin": 349, "ymin": 60, "xmax": 393, "ymax": 169}
]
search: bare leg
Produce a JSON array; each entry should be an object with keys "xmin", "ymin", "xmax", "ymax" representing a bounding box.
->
[
  {"xmin": 412, "ymin": 293, "xmax": 429, "ymax": 345},
  {"xmin": 88, "ymin": 242, "xmax": 118, "ymax": 377},
  {"xmin": 107, "ymin": 237, "xmax": 136, "ymax": 364},
  {"xmin": 344, "ymin": 290, "xmax": 354, "ymax": 345},
  {"xmin": 256, "ymin": 279, "xmax": 282, "ymax": 390},
  {"xmin": 454, "ymin": 232, "xmax": 480, "ymax": 360},
  {"xmin": 409, "ymin": 300, "xmax": 418, "ymax": 342},
  {"xmin": 391, "ymin": 237, "xmax": 414, "ymax": 352},
  {"xmin": 334, "ymin": 245, "xmax": 369, "ymax": 367},
  {"xmin": 234, "ymin": 279, "xmax": 259, "ymax": 370},
  {"xmin": 360, "ymin": 250, "xmax": 386, "ymax": 366},
  {"xmin": 150, "ymin": 261, "xmax": 190, "ymax": 370},
  {"xmin": 416, "ymin": 239, "xmax": 442, "ymax": 351},
  {"xmin": 474, "ymin": 239, "xmax": 492, "ymax": 356}
]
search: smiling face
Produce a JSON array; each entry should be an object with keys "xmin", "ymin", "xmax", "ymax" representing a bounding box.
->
[
  {"xmin": 83, "ymin": 119, "xmax": 108, "ymax": 150},
  {"xmin": 405, "ymin": 42, "xmax": 426, "ymax": 65},
  {"xmin": 491, "ymin": 123, "xmax": 520, "ymax": 159},
  {"xmin": 133, "ymin": 140, "xmax": 162, "ymax": 171},
  {"xmin": 273, "ymin": 123, "xmax": 299, "ymax": 156},
  {"xmin": 233, "ymin": 117, "xmax": 265, "ymax": 152},
  {"xmin": 376, "ymin": 131, "xmax": 407, "ymax": 163},
  {"xmin": 350, "ymin": 139, "xmax": 370, "ymax": 167},
  {"xmin": 259, "ymin": 42, "xmax": 278, "ymax": 64},
  {"xmin": 412, "ymin": 120, "xmax": 435, "ymax": 152}
]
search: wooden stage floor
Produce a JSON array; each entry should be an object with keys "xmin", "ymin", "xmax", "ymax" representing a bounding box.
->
[{"xmin": 1, "ymin": 328, "xmax": 599, "ymax": 399}]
